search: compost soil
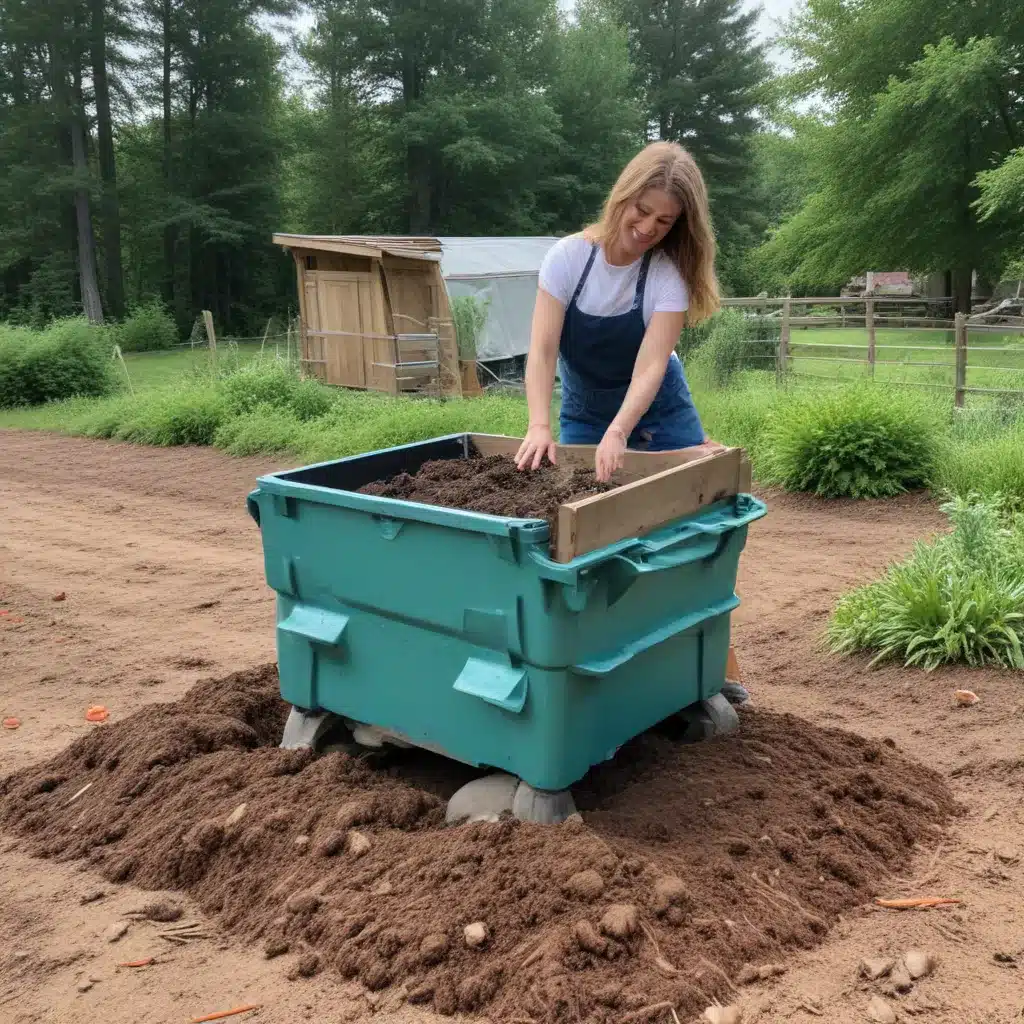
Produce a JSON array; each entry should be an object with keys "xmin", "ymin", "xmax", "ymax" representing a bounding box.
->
[
  {"xmin": 357, "ymin": 454, "xmax": 613, "ymax": 531},
  {"xmin": 0, "ymin": 664, "xmax": 955, "ymax": 1023}
]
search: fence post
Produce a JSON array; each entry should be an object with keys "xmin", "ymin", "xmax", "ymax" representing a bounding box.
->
[
  {"xmin": 778, "ymin": 297, "xmax": 791, "ymax": 384},
  {"xmin": 202, "ymin": 310, "xmax": 217, "ymax": 361},
  {"xmin": 954, "ymin": 312, "xmax": 967, "ymax": 408},
  {"xmin": 866, "ymin": 297, "xmax": 876, "ymax": 376}
]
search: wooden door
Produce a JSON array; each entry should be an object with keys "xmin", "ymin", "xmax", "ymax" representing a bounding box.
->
[{"xmin": 308, "ymin": 271, "xmax": 378, "ymax": 388}]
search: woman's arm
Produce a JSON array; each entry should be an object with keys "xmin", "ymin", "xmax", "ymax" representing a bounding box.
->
[
  {"xmin": 515, "ymin": 289, "xmax": 565, "ymax": 471},
  {"xmin": 595, "ymin": 310, "xmax": 685, "ymax": 480}
]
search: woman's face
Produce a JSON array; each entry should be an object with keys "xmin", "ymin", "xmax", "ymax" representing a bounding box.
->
[{"xmin": 619, "ymin": 188, "xmax": 682, "ymax": 260}]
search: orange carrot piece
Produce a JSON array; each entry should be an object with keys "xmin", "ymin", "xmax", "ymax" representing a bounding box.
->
[
  {"xmin": 2, "ymin": 717, "xmax": 20, "ymax": 730},
  {"xmin": 875, "ymin": 897, "xmax": 961, "ymax": 909},
  {"xmin": 85, "ymin": 706, "xmax": 109, "ymax": 723},
  {"xmin": 190, "ymin": 1005, "xmax": 261, "ymax": 1023},
  {"xmin": 118, "ymin": 957, "xmax": 155, "ymax": 968}
]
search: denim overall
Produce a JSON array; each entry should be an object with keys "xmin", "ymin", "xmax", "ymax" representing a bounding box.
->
[{"xmin": 558, "ymin": 245, "xmax": 704, "ymax": 450}]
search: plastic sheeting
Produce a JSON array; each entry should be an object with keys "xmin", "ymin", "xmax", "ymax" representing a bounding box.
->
[{"xmin": 439, "ymin": 237, "xmax": 561, "ymax": 361}]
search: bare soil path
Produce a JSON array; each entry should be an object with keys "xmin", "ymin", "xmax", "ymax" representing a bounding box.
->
[{"xmin": 1, "ymin": 430, "xmax": 1022, "ymax": 1023}]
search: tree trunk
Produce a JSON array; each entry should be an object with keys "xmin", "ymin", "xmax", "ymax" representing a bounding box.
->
[
  {"xmin": 162, "ymin": 0, "xmax": 176, "ymax": 308},
  {"xmin": 90, "ymin": 0, "xmax": 124, "ymax": 318},
  {"xmin": 402, "ymin": 49, "xmax": 431, "ymax": 233},
  {"xmin": 70, "ymin": 114, "xmax": 104, "ymax": 324},
  {"xmin": 952, "ymin": 267, "xmax": 973, "ymax": 316}
]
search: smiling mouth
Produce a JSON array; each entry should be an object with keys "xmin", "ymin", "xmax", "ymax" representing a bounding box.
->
[{"xmin": 632, "ymin": 229, "xmax": 655, "ymax": 245}]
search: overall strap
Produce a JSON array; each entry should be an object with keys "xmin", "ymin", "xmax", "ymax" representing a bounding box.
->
[
  {"xmin": 569, "ymin": 244, "xmax": 599, "ymax": 307},
  {"xmin": 632, "ymin": 250, "xmax": 653, "ymax": 311}
]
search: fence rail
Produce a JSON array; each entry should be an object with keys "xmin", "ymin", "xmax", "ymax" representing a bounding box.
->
[{"xmin": 721, "ymin": 296, "xmax": 1024, "ymax": 406}]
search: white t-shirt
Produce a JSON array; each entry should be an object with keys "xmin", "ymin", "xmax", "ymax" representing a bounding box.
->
[{"xmin": 538, "ymin": 234, "xmax": 688, "ymax": 325}]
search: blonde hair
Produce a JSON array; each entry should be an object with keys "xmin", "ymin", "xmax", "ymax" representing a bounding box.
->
[{"xmin": 588, "ymin": 141, "xmax": 720, "ymax": 323}]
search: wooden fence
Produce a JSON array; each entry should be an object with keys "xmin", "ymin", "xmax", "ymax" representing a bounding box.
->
[{"xmin": 720, "ymin": 296, "xmax": 1024, "ymax": 407}]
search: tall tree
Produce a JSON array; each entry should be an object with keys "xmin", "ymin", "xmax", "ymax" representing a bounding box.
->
[
  {"xmin": 89, "ymin": 0, "xmax": 124, "ymax": 318},
  {"xmin": 542, "ymin": 1, "xmax": 644, "ymax": 232},
  {"xmin": 767, "ymin": 0, "xmax": 1024, "ymax": 310},
  {"xmin": 305, "ymin": 0, "xmax": 561, "ymax": 234},
  {"xmin": 603, "ymin": 0, "xmax": 769, "ymax": 287}
]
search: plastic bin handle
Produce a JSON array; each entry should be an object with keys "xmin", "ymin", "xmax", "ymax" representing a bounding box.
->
[
  {"xmin": 573, "ymin": 594, "xmax": 739, "ymax": 677},
  {"xmin": 617, "ymin": 497, "xmax": 765, "ymax": 573},
  {"xmin": 247, "ymin": 489, "xmax": 261, "ymax": 527}
]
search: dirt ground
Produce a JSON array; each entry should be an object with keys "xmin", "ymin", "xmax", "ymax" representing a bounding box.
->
[{"xmin": 1, "ymin": 430, "xmax": 1023, "ymax": 1024}]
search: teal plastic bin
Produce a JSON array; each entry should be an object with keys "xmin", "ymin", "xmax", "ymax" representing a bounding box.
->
[{"xmin": 248, "ymin": 433, "xmax": 766, "ymax": 791}]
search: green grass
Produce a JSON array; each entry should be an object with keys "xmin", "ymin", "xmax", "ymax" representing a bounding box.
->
[
  {"xmin": 827, "ymin": 493, "xmax": 1024, "ymax": 670},
  {"xmin": 788, "ymin": 327, "xmax": 1024, "ymax": 392}
]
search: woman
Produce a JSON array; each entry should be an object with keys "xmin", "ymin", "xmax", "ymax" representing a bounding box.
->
[
  {"xmin": 515, "ymin": 140, "xmax": 719, "ymax": 483},
  {"xmin": 516, "ymin": 141, "xmax": 750, "ymax": 707}
]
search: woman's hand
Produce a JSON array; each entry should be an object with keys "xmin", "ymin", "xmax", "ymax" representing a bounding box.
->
[
  {"xmin": 516, "ymin": 424, "xmax": 557, "ymax": 471},
  {"xmin": 595, "ymin": 425, "xmax": 627, "ymax": 483}
]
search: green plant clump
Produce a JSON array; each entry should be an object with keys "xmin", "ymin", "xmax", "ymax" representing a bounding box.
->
[
  {"xmin": 828, "ymin": 493, "xmax": 1024, "ymax": 670},
  {"xmin": 759, "ymin": 384, "xmax": 941, "ymax": 498},
  {"xmin": 0, "ymin": 318, "xmax": 115, "ymax": 408},
  {"xmin": 115, "ymin": 301, "xmax": 179, "ymax": 352},
  {"xmin": 686, "ymin": 308, "xmax": 777, "ymax": 387},
  {"xmin": 450, "ymin": 294, "xmax": 490, "ymax": 360}
]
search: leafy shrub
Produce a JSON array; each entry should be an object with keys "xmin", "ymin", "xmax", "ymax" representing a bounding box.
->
[
  {"xmin": 288, "ymin": 377, "xmax": 336, "ymax": 421},
  {"xmin": 937, "ymin": 424, "xmax": 1024, "ymax": 510},
  {"xmin": 758, "ymin": 384, "xmax": 940, "ymax": 498},
  {"xmin": 115, "ymin": 301, "xmax": 179, "ymax": 353},
  {"xmin": 451, "ymin": 294, "xmax": 490, "ymax": 360},
  {"xmin": 112, "ymin": 386, "xmax": 227, "ymax": 446},
  {"xmin": 219, "ymin": 361, "xmax": 298, "ymax": 416},
  {"xmin": 0, "ymin": 318, "xmax": 115, "ymax": 408},
  {"xmin": 687, "ymin": 308, "xmax": 777, "ymax": 387},
  {"xmin": 218, "ymin": 360, "xmax": 335, "ymax": 421},
  {"xmin": 827, "ymin": 493, "xmax": 1024, "ymax": 669},
  {"xmin": 213, "ymin": 404, "xmax": 305, "ymax": 456}
]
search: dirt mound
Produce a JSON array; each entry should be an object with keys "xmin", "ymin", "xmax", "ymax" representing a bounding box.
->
[
  {"xmin": 0, "ymin": 665, "xmax": 956, "ymax": 1022},
  {"xmin": 357, "ymin": 454, "xmax": 612, "ymax": 529}
]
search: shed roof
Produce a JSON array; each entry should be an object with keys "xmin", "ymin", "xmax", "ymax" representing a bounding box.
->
[{"xmin": 272, "ymin": 233, "xmax": 561, "ymax": 279}]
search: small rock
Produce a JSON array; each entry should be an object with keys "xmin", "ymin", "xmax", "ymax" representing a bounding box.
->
[
  {"xmin": 867, "ymin": 995, "xmax": 897, "ymax": 1023},
  {"xmin": 264, "ymin": 938, "xmax": 289, "ymax": 959},
  {"xmin": 371, "ymin": 878, "xmax": 393, "ymax": 896},
  {"xmin": 419, "ymin": 933, "xmax": 449, "ymax": 965},
  {"xmin": 13, "ymin": 951, "xmax": 30, "ymax": 961},
  {"xmin": 890, "ymin": 963, "xmax": 913, "ymax": 993},
  {"xmin": 80, "ymin": 889, "xmax": 105, "ymax": 905},
  {"xmin": 104, "ymin": 921, "xmax": 129, "ymax": 943},
  {"xmin": 599, "ymin": 904, "xmax": 639, "ymax": 940},
  {"xmin": 703, "ymin": 1005, "xmax": 742, "ymax": 1024},
  {"xmin": 653, "ymin": 875, "xmax": 688, "ymax": 906},
  {"xmin": 53, "ymin": 592, "xmax": 67, "ymax": 602},
  {"xmin": 346, "ymin": 830, "xmax": 371, "ymax": 858},
  {"xmin": 995, "ymin": 847, "xmax": 1020, "ymax": 865},
  {"xmin": 859, "ymin": 957, "xmax": 894, "ymax": 981},
  {"xmin": 953, "ymin": 689, "xmax": 979, "ymax": 706},
  {"xmin": 736, "ymin": 964, "xmax": 761, "ymax": 986},
  {"xmin": 564, "ymin": 869, "xmax": 605, "ymax": 901},
  {"xmin": 464, "ymin": 922, "xmax": 489, "ymax": 948},
  {"xmin": 225, "ymin": 803, "xmax": 248, "ymax": 826},
  {"xmin": 285, "ymin": 891, "xmax": 322, "ymax": 915},
  {"xmin": 76, "ymin": 980, "xmax": 93, "ymax": 993},
  {"xmin": 293, "ymin": 835, "xmax": 310, "ymax": 849},
  {"xmin": 572, "ymin": 920, "xmax": 608, "ymax": 956},
  {"xmin": 295, "ymin": 952, "xmax": 319, "ymax": 977},
  {"xmin": 903, "ymin": 950, "xmax": 934, "ymax": 980},
  {"xmin": 407, "ymin": 982, "xmax": 434, "ymax": 1004},
  {"xmin": 757, "ymin": 964, "xmax": 787, "ymax": 980}
]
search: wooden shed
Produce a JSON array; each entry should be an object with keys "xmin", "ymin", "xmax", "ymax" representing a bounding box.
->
[{"xmin": 273, "ymin": 234, "xmax": 475, "ymax": 397}]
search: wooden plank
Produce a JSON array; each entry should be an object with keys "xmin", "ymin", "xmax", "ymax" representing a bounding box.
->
[
  {"xmin": 554, "ymin": 449, "xmax": 743, "ymax": 563},
  {"xmin": 468, "ymin": 434, "xmax": 728, "ymax": 483},
  {"xmin": 368, "ymin": 265, "xmax": 395, "ymax": 394},
  {"xmin": 273, "ymin": 234, "xmax": 383, "ymax": 259},
  {"xmin": 954, "ymin": 313, "xmax": 967, "ymax": 408}
]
